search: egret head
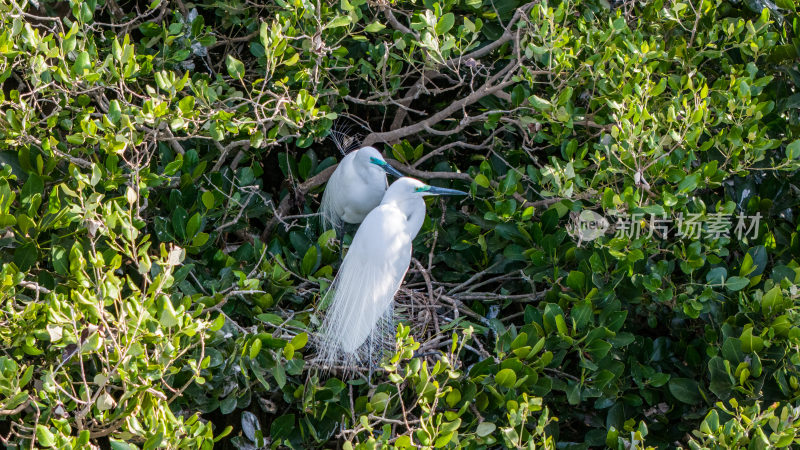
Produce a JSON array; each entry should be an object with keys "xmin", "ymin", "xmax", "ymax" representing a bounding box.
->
[{"xmin": 357, "ymin": 146, "xmax": 404, "ymax": 178}]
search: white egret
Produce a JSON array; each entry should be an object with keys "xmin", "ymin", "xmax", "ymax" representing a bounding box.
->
[
  {"xmin": 315, "ymin": 177, "xmax": 467, "ymax": 369},
  {"xmin": 319, "ymin": 146, "xmax": 404, "ymax": 230}
]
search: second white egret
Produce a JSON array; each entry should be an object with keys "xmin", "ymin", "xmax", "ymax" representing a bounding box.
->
[
  {"xmin": 320, "ymin": 146, "xmax": 404, "ymax": 230},
  {"xmin": 315, "ymin": 177, "xmax": 467, "ymax": 369}
]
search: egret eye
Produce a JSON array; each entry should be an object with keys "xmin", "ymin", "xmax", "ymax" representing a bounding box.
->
[
  {"xmin": 369, "ymin": 156, "xmax": 385, "ymax": 166},
  {"xmin": 414, "ymin": 185, "xmax": 431, "ymax": 193}
]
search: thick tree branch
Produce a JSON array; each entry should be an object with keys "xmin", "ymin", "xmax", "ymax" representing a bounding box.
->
[
  {"xmin": 375, "ymin": 2, "xmax": 540, "ymax": 136},
  {"xmin": 386, "ymin": 159, "xmax": 472, "ymax": 183},
  {"xmin": 362, "ymin": 60, "xmax": 523, "ymax": 146},
  {"xmin": 379, "ymin": 5, "xmax": 417, "ymax": 38},
  {"xmin": 0, "ymin": 398, "xmax": 30, "ymax": 417}
]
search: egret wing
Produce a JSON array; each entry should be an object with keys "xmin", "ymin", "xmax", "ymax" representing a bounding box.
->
[
  {"xmin": 316, "ymin": 205, "xmax": 412, "ymax": 368},
  {"xmin": 320, "ymin": 162, "xmax": 346, "ymax": 230}
]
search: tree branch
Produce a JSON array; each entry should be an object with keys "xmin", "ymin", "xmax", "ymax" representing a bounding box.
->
[
  {"xmin": 443, "ymin": 2, "xmax": 537, "ymax": 69},
  {"xmin": 0, "ymin": 398, "xmax": 30, "ymax": 417},
  {"xmin": 362, "ymin": 60, "xmax": 522, "ymax": 146},
  {"xmin": 379, "ymin": 5, "xmax": 417, "ymax": 38},
  {"xmin": 260, "ymin": 164, "xmax": 339, "ymax": 240},
  {"xmin": 212, "ymin": 140, "xmax": 251, "ymax": 172}
]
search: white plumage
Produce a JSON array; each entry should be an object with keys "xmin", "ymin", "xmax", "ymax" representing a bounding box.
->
[
  {"xmin": 315, "ymin": 177, "xmax": 467, "ymax": 370},
  {"xmin": 319, "ymin": 146, "xmax": 403, "ymax": 230}
]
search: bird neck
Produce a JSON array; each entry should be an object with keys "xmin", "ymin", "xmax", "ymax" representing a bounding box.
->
[
  {"xmin": 384, "ymin": 197, "xmax": 426, "ymax": 239},
  {"xmin": 354, "ymin": 158, "xmax": 384, "ymax": 184},
  {"xmin": 406, "ymin": 202, "xmax": 426, "ymax": 239}
]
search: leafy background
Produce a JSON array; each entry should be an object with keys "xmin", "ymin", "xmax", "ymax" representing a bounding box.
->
[{"xmin": 1, "ymin": 0, "xmax": 800, "ymax": 447}]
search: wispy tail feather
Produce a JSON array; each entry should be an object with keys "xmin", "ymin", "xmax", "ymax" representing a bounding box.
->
[
  {"xmin": 328, "ymin": 121, "xmax": 363, "ymax": 155},
  {"xmin": 319, "ymin": 179, "xmax": 342, "ymax": 231},
  {"xmin": 313, "ymin": 251, "xmax": 397, "ymax": 372}
]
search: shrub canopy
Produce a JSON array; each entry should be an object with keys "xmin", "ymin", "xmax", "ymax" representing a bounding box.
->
[{"xmin": 1, "ymin": 0, "xmax": 800, "ymax": 448}]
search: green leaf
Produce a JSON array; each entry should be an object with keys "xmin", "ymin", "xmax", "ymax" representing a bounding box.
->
[
  {"xmin": 677, "ymin": 173, "xmax": 699, "ymax": 192},
  {"xmin": 555, "ymin": 314, "xmax": 568, "ymax": 336},
  {"xmin": 722, "ymin": 337, "xmax": 744, "ymax": 363},
  {"xmin": 740, "ymin": 327, "xmax": 764, "ymax": 353},
  {"xmin": 364, "ymin": 21, "xmax": 386, "ymax": 32},
  {"xmin": 192, "ymin": 232, "xmax": 209, "ymax": 247},
  {"xmin": 327, "ymin": 15, "xmax": 352, "ymax": 28},
  {"xmin": 565, "ymin": 381, "xmax": 580, "ymax": 405},
  {"xmin": 159, "ymin": 296, "xmax": 179, "ymax": 328},
  {"xmin": 434, "ymin": 431, "xmax": 454, "ymax": 447},
  {"xmin": 370, "ymin": 392, "xmax": 389, "ymax": 412},
  {"xmin": 708, "ymin": 356, "xmax": 733, "ymax": 399},
  {"xmin": 290, "ymin": 332, "xmax": 308, "ymax": 349},
  {"xmin": 284, "ymin": 342, "xmax": 295, "ymax": 359},
  {"xmin": 476, "ymin": 422, "xmax": 496, "ymax": 437},
  {"xmin": 435, "ymin": 13, "xmax": 455, "ymax": 35},
  {"xmin": 249, "ymin": 338, "xmax": 262, "ymax": 359},
  {"xmin": 301, "ymin": 245, "xmax": 318, "ymax": 276},
  {"xmin": 606, "ymin": 427, "xmax": 619, "ymax": 447},
  {"xmin": 495, "ymin": 368, "xmax": 516, "ymax": 388},
  {"xmin": 571, "ymin": 301, "xmax": 592, "ymax": 331},
  {"xmin": 14, "ymin": 242, "xmax": 38, "ymax": 271},
  {"xmin": 298, "ymin": 153, "xmax": 313, "ymax": 179},
  {"xmin": 651, "ymin": 78, "xmax": 667, "ymax": 96},
  {"xmin": 445, "ymin": 388, "xmax": 461, "ymax": 407},
  {"xmin": 649, "ymin": 373, "xmax": 670, "ymax": 387},
  {"xmin": 52, "ymin": 245, "xmax": 69, "ymax": 275},
  {"xmin": 742, "ymin": 246, "xmax": 768, "ymax": 277},
  {"xmin": 36, "ymin": 425, "xmax": 55, "ymax": 448},
  {"xmin": 0, "ymin": 214, "xmax": 15, "ymax": 227},
  {"xmin": 500, "ymin": 169, "xmax": 518, "ymax": 194},
  {"xmin": 566, "ymin": 270, "xmax": 585, "ymax": 292},
  {"xmin": 186, "ymin": 213, "xmax": 202, "ymax": 238},
  {"xmin": 705, "ymin": 267, "xmax": 727, "ymax": 285},
  {"xmin": 220, "ymin": 395, "xmax": 237, "ymax": 414},
  {"xmin": 270, "ymin": 414, "xmax": 295, "ymax": 439},
  {"xmin": 201, "ymin": 191, "xmax": 215, "ymax": 209},
  {"xmin": 274, "ymin": 363, "xmax": 286, "ymax": 388},
  {"xmin": 172, "ymin": 207, "xmax": 188, "ymax": 240},
  {"xmin": 110, "ymin": 439, "xmax": 138, "ymax": 450},
  {"xmin": 164, "ymin": 159, "xmax": 183, "ymax": 176},
  {"xmin": 66, "ymin": 134, "xmax": 84, "ymax": 145},
  {"xmin": 71, "ymin": 51, "xmax": 91, "ymax": 76},
  {"xmin": 107, "ymin": 100, "xmax": 121, "ymax": 123},
  {"xmin": 528, "ymin": 95, "xmax": 552, "ymax": 111},
  {"xmin": 210, "ymin": 314, "xmax": 226, "ymax": 332},
  {"xmin": 510, "ymin": 332, "xmax": 527, "ymax": 350},
  {"xmin": 474, "ymin": 173, "xmax": 490, "ymax": 188},
  {"xmin": 178, "ymin": 96, "xmax": 195, "ymax": 114},
  {"xmin": 725, "ymin": 276, "xmax": 749, "ymax": 291},
  {"xmin": 760, "ymin": 286, "xmax": 784, "ymax": 316},
  {"xmin": 586, "ymin": 339, "xmax": 612, "ymax": 359},
  {"xmin": 226, "ymin": 55, "xmax": 245, "ymax": 79},
  {"xmin": 668, "ymin": 378, "xmax": 701, "ymax": 404}
]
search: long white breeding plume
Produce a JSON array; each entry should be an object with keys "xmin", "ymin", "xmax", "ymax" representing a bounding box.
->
[{"xmin": 315, "ymin": 177, "xmax": 467, "ymax": 370}]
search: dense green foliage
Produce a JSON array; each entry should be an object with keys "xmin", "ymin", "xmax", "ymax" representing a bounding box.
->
[{"xmin": 1, "ymin": 0, "xmax": 800, "ymax": 447}]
